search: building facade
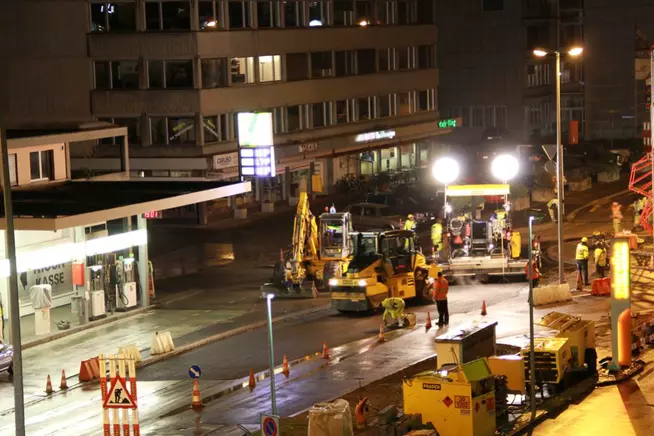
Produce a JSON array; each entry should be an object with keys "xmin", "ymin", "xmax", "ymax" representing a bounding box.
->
[
  {"xmin": 0, "ymin": 1, "xmax": 448, "ymax": 206},
  {"xmin": 435, "ymin": 0, "xmax": 654, "ymax": 146}
]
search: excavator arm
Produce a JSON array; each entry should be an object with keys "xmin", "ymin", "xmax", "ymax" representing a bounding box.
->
[{"xmin": 288, "ymin": 192, "xmax": 319, "ymax": 283}]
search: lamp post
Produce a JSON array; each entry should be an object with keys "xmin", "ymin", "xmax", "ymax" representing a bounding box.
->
[
  {"xmin": 490, "ymin": 154, "xmax": 520, "ymax": 275},
  {"xmin": 533, "ymin": 46, "xmax": 583, "ymax": 284},
  {"xmin": 527, "ymin": 215, "xmax": 537, "ymax": 422},
  {"xmin": 264, "ymin": 293, "xmax": 277, "ymax": 415}
]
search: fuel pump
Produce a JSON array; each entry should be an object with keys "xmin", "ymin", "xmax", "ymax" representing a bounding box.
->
[
  {"xmin": 86, "ymin": 264, "xmax": 107, "ymax": 321},
  {"xmin": 115, "ymin": 256, "xmax": 138, "ymax": 311}
]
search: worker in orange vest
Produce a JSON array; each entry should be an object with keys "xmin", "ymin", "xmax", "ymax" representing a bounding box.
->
[
  {"xmin": 433, "ymin": 272, "xmax": 449, "ymax": 326},
  {"xmin": 525, "ymin": 259, "xmax": 541, "ymax": 288},
  {"xmin": 612, "ymin": 202, "xmax": 623, "ymax": 235}
]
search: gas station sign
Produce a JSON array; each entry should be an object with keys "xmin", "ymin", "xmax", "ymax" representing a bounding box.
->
[
  {"xmin": 611, "ymin": 238, "xmax": 630, "ymax": 300},
  {"xmin": 237, "ymin": 112, "xmax": 276, "ymax": 178}
]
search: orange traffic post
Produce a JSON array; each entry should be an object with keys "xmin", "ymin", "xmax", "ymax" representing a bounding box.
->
[
  {"xmin": 59, "ymin": 369, "xmax": 68, "ymax": 390},
  {"xmin": 191, "ymin": 379, "xmax": 204, "ymax": 410},
  {"xmin": 617, "ymin": 309, "xmax": 632, "ymax": 367},
  {"xmin": 248, "ymin": 369, "xmax": 256, "ymax": 391},
  {"xmin": 282, "ymin": 355, "xmax": 290, "ymax": 378},
  {"xmin": 378, "ymin": 324, "xmax": 386, "ymax": 343},
  {"xmin": 576, "ymin": 270, "xmax": 584, "ymax": 291},
  {"xmin": 355, "ymin": 397, "xmax": 369, "ymax": 430},
  {"xmin": 322, "ymin": 341, "xmax": 330, "ymax": 359},
  {"xmin": 481, "ymin": 300, "xmax": 487, "ymax": 316},
  {"xmin": 425, "ymin": 312, "xmax": 432, "ymax": 330},
  {"xmin": 45, "ymin": 375, "xmax": 53, "ymax": 395}
]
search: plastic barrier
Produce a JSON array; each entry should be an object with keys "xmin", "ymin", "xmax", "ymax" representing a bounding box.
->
[
  {"xmin": 79, "ymin": 356, "xmax": 100, "ymax": 382},
  {"xmin": 118, "ymin": 344, "xmax": 143, "ymax": 364},
  {"xmin": 591, "ymin": 277, "xmax": 611, "ymax": 296},
  {"xmin": 533, "ymin": 283, "xmax": 572, "ymax": 306},
  {"xmin": 150, "ymin": 331, "xmax": 175, "ymax": 355}
]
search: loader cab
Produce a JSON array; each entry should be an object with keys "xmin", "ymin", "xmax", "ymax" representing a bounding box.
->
[
  {"xmin": 380, "ymin": 230, "xmax": 417, "ymax": 274},
  {"xmin": 319, "ymin": 213, "xmax": 353, "ymax": 260}
]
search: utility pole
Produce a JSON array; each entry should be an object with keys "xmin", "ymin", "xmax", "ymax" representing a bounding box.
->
[
  {"xmin": 556, "ymin": 50, "xmax": 565, "ymax": 284},
  {"xmin": 0, "ymin": 128, "xmax": 25, "ymax": 435}
]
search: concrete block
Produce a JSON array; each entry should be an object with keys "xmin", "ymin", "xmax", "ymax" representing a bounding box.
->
[{"xmin": 377, "ymin": 405, "xmax": 398, "ymax": 425}]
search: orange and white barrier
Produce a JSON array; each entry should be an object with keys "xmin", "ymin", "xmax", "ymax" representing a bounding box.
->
[
  {"xmin": 79, "ymin": 356, "xmax": 100, "ymax": 382},
  {"xmin": 99, "ymin": 353, "xmax": 140, "ymax": 435},
  {"xmin": 150, "ymin": 331, "xmax": 175, "ymax": 355}
]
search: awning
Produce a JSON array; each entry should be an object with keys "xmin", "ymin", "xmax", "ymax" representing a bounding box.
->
[{"xmin": 445, "ymin": 184, "xmax": 510, "ymax": 197}]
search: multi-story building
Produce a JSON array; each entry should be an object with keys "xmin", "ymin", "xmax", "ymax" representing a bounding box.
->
[
  {"xmin": 0, "ymin": 1, "xmax": 448, "ymax": 214},
  {"xmin": 435, "ymin": 0, "xmax": 654, "ymax": 147}
]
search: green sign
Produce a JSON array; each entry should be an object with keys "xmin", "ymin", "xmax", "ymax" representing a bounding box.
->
[{"xmin": 438, "ymin": 119, "xmax": 457, "ymax": 129}]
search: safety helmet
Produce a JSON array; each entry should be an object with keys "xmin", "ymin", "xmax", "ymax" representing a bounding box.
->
[
  {"xmin": 581, "ymin": 237, "xmax": 588, "ymax": 243},
  {"xmin": 408, "ymin": 214, "xmax": 415, "ymax": 219}
]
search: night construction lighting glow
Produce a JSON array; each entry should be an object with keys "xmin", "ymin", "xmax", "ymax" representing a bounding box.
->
[{"xmin": 0, "ymin": 229, "xmax": 147, "ymax": 277}]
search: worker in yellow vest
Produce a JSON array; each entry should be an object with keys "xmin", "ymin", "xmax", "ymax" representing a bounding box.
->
[
  {"xmin": 611, "ymin": 202, "xmax": 623, "ymax": 235},
  {"xmin": 381, "ymin": 297, "xmax": 406, "ymax": 327},
  {"xmin": 403, "ymin": 214, "xmax": 416, "ymax": 231},
  {"xmin": 575, "ymin": 237, "xmax": 590, "ymax": 286},
  {"xmin": 431, "ymin": 219, "xmax": 443, "ymax": 255},
  {"xmin": 594, "ymin": 244, "xmax": 608, "ymax": 279}
]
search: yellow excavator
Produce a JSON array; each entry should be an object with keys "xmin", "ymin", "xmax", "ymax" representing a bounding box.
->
[
  {"xmin": 261, "ymin": 192, "xmax": 354, "ymax": 298},
  {"xmin": 329, "ymin": 229, "xmax": 441, "ymax": 312}
]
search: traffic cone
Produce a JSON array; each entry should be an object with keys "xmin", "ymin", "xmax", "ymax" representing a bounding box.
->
[
  {"xmin": 248, "ymin": 369, "xmax": 256, "ymax": 391},
  {"xmin": 576, "ymin": 271, "xmax": 583, "ymax": 291},
  {"xmin": 282, "ymin": 355, "xmax": 290, "ymax": 378},
  {"xmin": 378, "ymin": 324, "xmax": 386, "ymax": 343},
  {"xmin": 650, "ymin": 254, "xmax": 654, "ymax": 269},
  {"xmin": 425, "ymin": 312, "xmax": 432, "ymax": 330},
  {"xmin": 190, "ymin": 379, "xmax": 204, "ymax": 410},
  {"xmin": 59, "ymin": 369, "xmax": 68, "ymax": 390},
  {"xmin": 322, "ymin": 341, "xmax": 330, "ymax": 359},
  {"xmin": 481, "ymin": 300, "xmax": 487, "ymax": 316},
  {"xmin": 45, "ymin": 375, "xmax": 53, "ymax": 395},
  {"xmin": 279, "ymin": 249, "xmax": 284, "ymax": 262}
]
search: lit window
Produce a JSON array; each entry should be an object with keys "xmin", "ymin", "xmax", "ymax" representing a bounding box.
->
[
  {"xmin": 258, "ymin": 55, "xmax": 282, "ymax": 82},
  {"xmin": 30, "ymin": 150, "xmax": 54, "ymax": 181},
  {"xmin": 145, "ymin": 1, "xmax": 191, "ymax": 30},
  {"xmin": 398, "ymin": 92, "xmax": 412, "ymax": 115},
  {"xmin": 230, "ymin": 57, "xmax": 255, "ymax": 84},
  {"xmin": 90, "ymin": 2, "xmax": 137, "ymax": 32}
]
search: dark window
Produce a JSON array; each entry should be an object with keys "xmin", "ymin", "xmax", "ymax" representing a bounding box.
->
[
  {"xmin": 333, "ymin": 0, "xmax": 354, "ymax": 26},
  {"xmin": 397, "ymin": 47, "xmax": 414, "ymax": 70},
  {"xmin": 90, "ymin": 2, "xmax": 137, "ymax": 32},
  {"xmin": 201, "ymin": 58, "xmax": 228, "ymax": 88},
  {"xmin": 257, "ymin": 1, "xmax": 279, "ymax": 28},
  {"xmin": 94, "ymin": 62, "xmax": 111, "ymax": 89},
  {"xmin": 150, "ymin": 117, "xmax": 167, "ymax": 144},
  {"xmin": 335, "ymin": 100, "xmax": 350, "ymax": 124},
  {"xmin": 483, "ymin": 0, "xmax": 503, "ymax": 11},
  {"xmin": 358, "ymin": 97, "xmax": 372, "ymax": 120},
  {"xmin": 113, "ymin": 117, "xmax": 142, "ymax": 145},
  {"xmin": 286, "ymin": 53, "xmax": 309, "ymax": 81},
  {"xmin": 398, "ymin": 92, "xmax": 411, "ymax": 115},
  {"xmin": 377, "ymin": 0, "xmax": 390, "ymax": 24},
  {"xmin": 166, "ymin": 60, "xmax": 194, "ymax": 88},
  {"xmin": 379, "ymin": 49, "xmax": 392, "ymax": 71},
  {"xmin": 287, "ymin": 105, "xmax": 301, "ymax": 131},
  {"xmin": 199, "ymin": 0, "xmax": 221, "ymax": 29},
  {"xmin": 111, "ymin": 61, "xmax": 139, "ymax": 89},
  {"xmin": 148, "ymin": 60, "xmax": 165, "ymax": 88},
  {"xmin": 229, "ymin": 0, "xmax": 252, "ymax": 28},
  {"xmin": 203, "ymin": 115, "xmax": 229, "ymax": 142},
  {"xmin": 397, "ymin": 0, "xmax": 416, "ymax": 24},
  {"xmin": 380, "ymin": 206, "xmax": 396, "ymax": 217},
  {"xmin": 378, "ymin": 95, "xmax": 392, "ymax": 117},
  {"xmin": 146, "ymin": 1, "xmax": 191, "ymax": 30},
  {"xmin": 417, "ymin": 45, "xmax": 434, "ymax": 69},
  {"xmin": 349, "ymin": 206, "xmax": 362, "ymax": 216},
  {"xmin": 311, "ymin": 52, "xmax": 333, "ymax": 77},
  {"xmin": 283, "ymin": 0, "xmax": 300, "ymax": 27},
  {"xmin": 168, "ymin": 117, "xmax": 196, "ymax": 145},
  {"xmin": 417, "ymin": 90, "xmax": 429, "ymax": 111},
  {"xmin": 309, "ymin": 1, "xmax": 327, "ymax": 24},
  {"xmin": 29, "ymin": 150, "xmax": 53, "ymax": 181},
  {"xmin": 335, "ymin": 50, "xmax": 356, "ymax": 76},
  {"xmin": 526, "ymin": 24, "xmax": 550, "ymax": 50},
  {"xmin": 355, "ymin": 0, "xmax": 373, "ymax": 22},
  {"xmin": 357, "ymin": 49, "xmax": 376, "ymax": 74},
  {"xmin": 416, "ymin": 0, "xmax": 435, "ymax": 24},
  {"xmin": 312, "ymin": 102, "xmax": 327, "ymax": 128}
]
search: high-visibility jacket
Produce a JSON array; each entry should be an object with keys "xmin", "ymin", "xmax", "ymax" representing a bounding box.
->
[
  {"xmin": 525, "ymin": 261, "xmax": 541, "ymax": 280},
  {"xmin": 431, "ymin": 223, "xmax": 443, "ymax": 243},
  {"xmin": 494, "ymin": 210, "xmax": 506, "ymax": 220},
  {"xmin": 381, "ymin": 297, "xmax": 405, "ymax": 321},
  {"xmin": 612, "ymin": 203, "xmax": 623, "ymax": 220},
  {"xmin": 575, "ymin": 243, "xmax": 589, "ymax": 260},
  {"xmin": 594, "ymin": 248, "xmax": 607, "ymax": 267},
  {"xmin": 547, "ymin": 198, "xmax": 558, "ymax": 209},
  {"xmin": 433, "ymin": 277, "xmax": 449, "ymax": 301},
  {"xmin": 403, "ymin": 219, "xmax": 416, "ymax": 231}
]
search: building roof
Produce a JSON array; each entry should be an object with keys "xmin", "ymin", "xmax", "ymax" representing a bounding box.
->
[
  {"xmin": 6, "ymin": 123, "xmax": 127, "ymax": 149},
  {"xmin": 1, "ymin": 180, "xmax": 251, "ymax": 231}
]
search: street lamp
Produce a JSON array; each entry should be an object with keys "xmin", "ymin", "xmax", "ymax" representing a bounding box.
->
[
  {"xmin": 490, "ymin": 154, "xmax": 519, "ymax": 183},
  {"xmin": 532, "ymin": 46, "xmax": 583, "ymax": 284},
  {"xmin": 263, "ymin": 292, "xmax": 277, "ymax": 415}
]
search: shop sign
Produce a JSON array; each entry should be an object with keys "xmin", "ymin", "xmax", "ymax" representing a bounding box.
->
[
  {"xmin": 299, "ymin": 142, "xmax": 319, "ymax": 153},
  {"xmin": 143, "ymin": 211, "xmax": 162, "ymax": 219},
  {"xmin": 237, "ymin": 112, "xmax": 276, "ymax": 177},
  {"xmin": 438, "ymin": 118, "xmax": 458, "ymax": 128},
  {"xmin": 22, "ymin": 262, "xmax": 72, "ymax": 300},
  {"xmin": 355, "ymin": 130, "xmax": 396, "ymax": 143},
  {"xmin": 213, "ymin": 152, "xmax": 238, "ymax": 170}
]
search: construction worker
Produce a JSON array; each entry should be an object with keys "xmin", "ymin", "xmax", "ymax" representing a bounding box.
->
[
  {"xmin": 525, "ymin": 259, "xmax": 541, "ymax": 288},
  {"xmin": 381, "ymin": 297, "xmax": 406, "ymax": 327},
  {"xmin": 632, "ymin": 197, "xmax": 644, "ymax": 229},
  {"xmin": 575, "ymin": 237, "xmax": 590, "ymax": 286},
  {"xmin": 547, "ymin": 198, "xmax": 559, "ymax": 222},
  {"xmin": 611, "ymin": 201, "xmax": 623, "ymax": 235},
  {"xmin": 403, "ymin": 214, "xmax": 416, "ymax": 231},
  {"xmin": 594, "ymin": 243, "xmax": 608, "ymax": 279},
  {"xmin": 433, "ymin": 272, "xmax": 449, "ymax": 326},
  {"xmin": 431, "ymin": 219, "xmax": 443, "ymax": 255}
]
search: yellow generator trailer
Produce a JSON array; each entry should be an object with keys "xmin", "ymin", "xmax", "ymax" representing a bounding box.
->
[{"xmin": 329, "ymin": 230, "xmax": 440, "ymax": 312}]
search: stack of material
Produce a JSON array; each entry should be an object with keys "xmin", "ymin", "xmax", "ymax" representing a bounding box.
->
[
  {"xmin": 493, "ymin": 375, "xmax": 509, "ymax": 418},
  {"xmin": 308, "ymin": 399, "xmax": 353, "ymax": 436}
]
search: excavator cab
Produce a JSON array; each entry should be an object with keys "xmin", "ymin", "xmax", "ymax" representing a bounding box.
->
[{"xmin": 319, "ymin": 213, "xmax": 353, "ymax": 261}]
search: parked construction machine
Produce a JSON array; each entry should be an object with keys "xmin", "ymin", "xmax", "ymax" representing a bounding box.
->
[
  {"xmin": 328, "ymin": 229, "xmax": 441, "ymax": 312},
  {"xmin": 261, "ymin": 192, "xmax": 353, "ymax": 298}
]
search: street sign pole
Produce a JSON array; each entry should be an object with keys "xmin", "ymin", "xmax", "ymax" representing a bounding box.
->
[
  {"xmin": 527, "ymin": 216, "xmax": 536, "ymax": 423},
  {"xmin": 555, "ymin": 50, "xmax": 565, "ymax": 285},
  {"xmin": 265, "ymin": 294, "xmax": 277, "ymax": 415},
  {"xmin": 0, "ymin": 128, "xmax": 25, "ymax": 436},
  {"xmin": 650, "ymin": 46, "xmax": 654, "ymax": 245}
]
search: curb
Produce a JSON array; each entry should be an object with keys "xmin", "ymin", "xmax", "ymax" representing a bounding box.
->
[
  {"xmin": 137, "ymin": 304, "xmax": 332, "ymax": 368},
  {"xmin": 23, "ymin": 305, "xmax": 157, "ymax": 350},
  {"xmin": 566, "ymin": 188, "xmax": 630, "ymax": 221}
]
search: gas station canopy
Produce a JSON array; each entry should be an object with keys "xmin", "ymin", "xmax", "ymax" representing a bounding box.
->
[{"xmin": 445, "ymin": 184, "xmax": 510, "ymax": 197}]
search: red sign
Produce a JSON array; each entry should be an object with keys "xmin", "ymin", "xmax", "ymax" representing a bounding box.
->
[
  {"xmin": 443, "ymin": 396, "xmax": 453, "ymax": 408},
  {"xmin": 103, "ymin": 375, "xmax": 137, "ymax": 409},
  {"xmin": 143, "ymin": 211, "xmax": 162, "ymax": 219}
]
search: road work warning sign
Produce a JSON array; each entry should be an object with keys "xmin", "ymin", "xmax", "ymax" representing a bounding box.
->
[{"xmin": 103, "ymin": 375, "xmax": 136, "ymax": 409}]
